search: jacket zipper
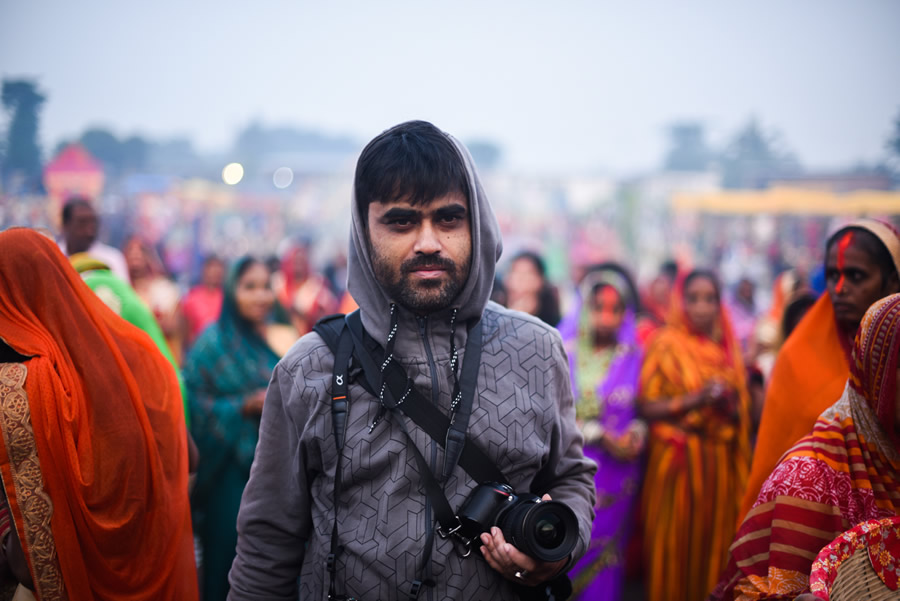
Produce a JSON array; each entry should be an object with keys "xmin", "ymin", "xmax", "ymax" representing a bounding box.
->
[{"xmin": 418, "ymin": 315, "xmax": 439, "ymax": 601}]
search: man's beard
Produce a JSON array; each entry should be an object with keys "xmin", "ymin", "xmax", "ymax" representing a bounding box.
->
[{"xmin": 372, "ymin": 252, "xmax": 470, "ymax": 314}]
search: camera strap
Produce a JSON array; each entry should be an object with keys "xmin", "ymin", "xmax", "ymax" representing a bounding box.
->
[
  {"xmin": 343, "ymin": 311, "xmax": 473, "ymax": 533},
  {"xmin": 313, "ymin": 311, "xmax": 507, "ymax": 600},
  {"xmin": 344, "ymin": 311, "xmax": 506, "ymax": 485},
  {"xmin": 324, "ymin": 323, "xmax": 354, "ymax": 601}
]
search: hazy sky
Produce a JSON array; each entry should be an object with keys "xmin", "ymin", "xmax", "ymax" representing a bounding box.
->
[{"xmin": 2, "ymin": 0, "xmax": 899, "ymax": 174}]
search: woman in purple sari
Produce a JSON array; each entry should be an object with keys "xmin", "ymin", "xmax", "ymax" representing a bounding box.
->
[{"xmin": 561, "ymin": 264, "xmax": 647, "ymax": 600}]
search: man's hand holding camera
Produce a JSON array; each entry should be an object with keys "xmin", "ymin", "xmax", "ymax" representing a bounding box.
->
[{"xmin": 478, "ymin": 494, "xmax": 568, "ymax": 587}]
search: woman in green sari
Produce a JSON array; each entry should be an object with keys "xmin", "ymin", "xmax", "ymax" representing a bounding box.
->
[{"xmin": 185, "ymin": 256, "xmax": 287, "ymax": 601}]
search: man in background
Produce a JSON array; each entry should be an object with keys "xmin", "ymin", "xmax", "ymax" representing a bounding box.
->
[{"xmin": 58, "ymin": 197, "xmax": 130, "ymax": 282}]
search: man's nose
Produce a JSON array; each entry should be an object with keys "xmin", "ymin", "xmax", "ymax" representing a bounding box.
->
[{"xmin": 413, "ymin": 222, "xmax": 442, "ymax": 255}]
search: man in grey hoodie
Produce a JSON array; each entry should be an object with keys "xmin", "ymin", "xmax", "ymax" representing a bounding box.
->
[{"xmin": 228, "ymin": 121, "xmax": 596, "ymax": 601}]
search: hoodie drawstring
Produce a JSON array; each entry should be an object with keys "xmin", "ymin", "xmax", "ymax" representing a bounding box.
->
[
  {"xmin": 368, "ymin": 305, "xmax": 464, "ymax": 433},
  {"xmin": 447, "ymin": 308, "xmax": 463, "ymax": 425},
  {"xmin": 369, "ymin": 303, "xmax": 412, "ymax": 432}
]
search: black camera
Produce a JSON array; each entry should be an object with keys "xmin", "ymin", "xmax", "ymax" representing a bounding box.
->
[{"xmin": 456, "ymin": 483, "xmax": 578, "ymax": 563}]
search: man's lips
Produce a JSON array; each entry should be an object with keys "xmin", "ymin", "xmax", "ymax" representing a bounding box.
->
[{"xmin": 409, "ymin": 267, "xmax": 447, "ymax": 278}]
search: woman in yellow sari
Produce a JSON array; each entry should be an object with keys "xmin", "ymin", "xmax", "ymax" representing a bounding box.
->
[{"xmin": 639, "ymin": 269, "xmax": 752, "ymax": 601}]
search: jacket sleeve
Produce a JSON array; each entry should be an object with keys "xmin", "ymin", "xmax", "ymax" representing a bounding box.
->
[
  {"xmin": 533, "ymin": 333, "xmax": 598, "ymax": 567},
  {"xmin": 227, "ymin": 359, "xmax": 313, "ymax": 600}
]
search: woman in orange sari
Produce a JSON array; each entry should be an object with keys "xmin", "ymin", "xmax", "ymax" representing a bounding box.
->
[
  {"xmin": 739, "ymin": 219, "xmax": 900, "ymax": 521},
  {"xmin": 711, "ymin": 293, "xmax": 900, "ymax": 600},
  {"xmin": 0, "ymin": 229, "xmax": 197, "ymax": 599},
  {"xmin": 639, "ymin": 269, "xmax": 752, "ymax": 601}
]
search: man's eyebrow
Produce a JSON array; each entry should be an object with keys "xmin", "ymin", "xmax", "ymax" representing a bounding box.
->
[
  {"xmin": 433, "ymin": 204, "xmax": 467, "ymax": 218},
  {"xmin": 381, "ymin": 207, "xmax": 420, "ymax": 221}
]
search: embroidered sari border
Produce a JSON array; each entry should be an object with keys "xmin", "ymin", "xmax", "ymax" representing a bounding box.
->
[{"xmin": 0, "ymin": 363, "xmax": 66, "ymax": 600}]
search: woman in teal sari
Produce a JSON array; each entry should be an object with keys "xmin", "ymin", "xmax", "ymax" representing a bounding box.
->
[{"xmin": 185, "ymin": 256, "xmax": 284, "ymax": 601}]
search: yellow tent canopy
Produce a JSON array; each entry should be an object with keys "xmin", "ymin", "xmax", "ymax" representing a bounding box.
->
[{"xmin": 672, "ymin": 186, "xmax": 900, "ymax": 215}]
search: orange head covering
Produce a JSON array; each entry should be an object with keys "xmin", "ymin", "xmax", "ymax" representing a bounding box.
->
[
  {"xmin": 668, "ymin": 269, "xmax": 743, "ymax": 369},
  {"xmin": 642, "ymin": 268, "xmax": 751, "ymax": 437},
  {"xmin": 0, "ymin": 229, "xmax": 197, "ymax": 600}
]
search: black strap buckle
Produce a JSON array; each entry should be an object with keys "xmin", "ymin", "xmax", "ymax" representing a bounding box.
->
[
  {"xmin": 408, "ymin": 579, "xmax": 423, "ymax": 599},
  {"xmin": 436, "ymin": 519, "xmax": 463, "ymax": 539},
  {"xmin": 326, "ymin": 552, "xmax": 336, "ymax": 573}
]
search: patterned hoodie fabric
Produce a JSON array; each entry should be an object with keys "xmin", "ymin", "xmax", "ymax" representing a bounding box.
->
[{"xmin": 228, "ymin": 130, "xmax": 597, "ymax": 600}]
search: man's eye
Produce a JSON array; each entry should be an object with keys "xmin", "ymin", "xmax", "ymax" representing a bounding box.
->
[
  {"xmin": 825, "ymin": 269, "xmax": 840, "ymax": 281},
  {"xmin": 389, "ymin": 219, "xmax": 412, "ymax": 227},
  {"xmin": 847, "ymin": 270, "xmax": 867, "ymax": 282}
]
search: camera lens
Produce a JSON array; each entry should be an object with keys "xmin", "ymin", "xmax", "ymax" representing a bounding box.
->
[
  {"xmin": 498, "ymin": 499, "xmax": 578, "ymax": 563},
  {"xmin": 535, "ymin": 513, "xmax": 565, "ymax": 548}
]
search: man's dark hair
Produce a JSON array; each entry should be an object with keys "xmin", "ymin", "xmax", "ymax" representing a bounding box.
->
[
  {"xmin": 825, "ymin": 226, "xmax": 898, "ymax": 282},
  {"xmin": 354, "ymin": 120, "xmax": 470, "ymax": 220},
  {"xmin": 61, "ymin": 197, "xmax": 94, "ymax": 225}
]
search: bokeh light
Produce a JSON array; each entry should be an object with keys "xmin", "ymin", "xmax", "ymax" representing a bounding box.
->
[
  {"xmin": 222, "ymin": 162, "xmax": 244, "ymax": 185},
  {"xmin": 273, "ymin": 166, "xmax": 294, "ymax": 189}
]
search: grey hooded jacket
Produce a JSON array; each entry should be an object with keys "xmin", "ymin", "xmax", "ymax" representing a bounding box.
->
[{"xmin": 228, "ymin": 135, "xmax": 597, "ymax": 601}]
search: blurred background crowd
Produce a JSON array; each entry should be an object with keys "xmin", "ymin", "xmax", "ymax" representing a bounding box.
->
[{"xmin": 3, "ymin": 1, "xmax": 900, "ymax": 599}]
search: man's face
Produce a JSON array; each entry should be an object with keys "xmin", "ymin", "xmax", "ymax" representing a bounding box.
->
[
  {"xmin": 64, "ymin": 204, "xmax": 98, "ymax": 254},
  {"xmin": 367, "ymin": 191, "xmax": 472, "ymax": 314}
]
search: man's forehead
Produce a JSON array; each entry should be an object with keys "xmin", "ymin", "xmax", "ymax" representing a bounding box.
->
[
  {"xmin": 370, "ymin": 191, "xmax": 468, "ymax": 215},
  {"xmin": 73, "ymin": 205, "xmax": 97, "ymax": 218}
]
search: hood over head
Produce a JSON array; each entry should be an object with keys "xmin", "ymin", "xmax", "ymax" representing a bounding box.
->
[{"xmin": 347, "ymin": 122, "xmax": 503, "ymax": 346}]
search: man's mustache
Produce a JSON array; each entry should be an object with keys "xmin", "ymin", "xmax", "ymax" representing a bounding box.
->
[{"xmin": 402, "ymin": 255, "xmax": 457, "ymax": 274}]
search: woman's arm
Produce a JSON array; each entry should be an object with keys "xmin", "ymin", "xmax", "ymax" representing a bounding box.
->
[{"xmin": 639, "ymin": 387, "xmax": 708, "ymax": 421}]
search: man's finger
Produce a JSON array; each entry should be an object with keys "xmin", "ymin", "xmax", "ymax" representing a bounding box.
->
[
  {"xmin": 480, "ymin": 532, "xmax": 493, "ymax": 553},
  {"xmin": 503, "ymin": 542, "xmax": 537, "ymax": 573},
  {"xmin": 480, "ymin": 546, "xmax": 502, "ymax": 573}
]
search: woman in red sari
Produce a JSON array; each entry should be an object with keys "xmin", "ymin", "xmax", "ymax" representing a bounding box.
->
[
  {"xmin": 740, "ymin": 219, "xmax": 900, "ymax": 521},
  {"xmin": 711, "ymin": 292, "xmax": 900, "ymax": 600},
  {"xmin": 0, "ymin": 229, "xmax": 197, "ymax": 599}
]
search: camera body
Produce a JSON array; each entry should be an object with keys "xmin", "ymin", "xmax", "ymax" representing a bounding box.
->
[{"xmin": 456, "ymin": 483, "xmax": 578, "ymax": 563}]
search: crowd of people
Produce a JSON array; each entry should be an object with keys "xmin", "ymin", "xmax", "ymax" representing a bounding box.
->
[{"xmin": 0, "ymin": 120, "xmax": 898, "ymax": 600}]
